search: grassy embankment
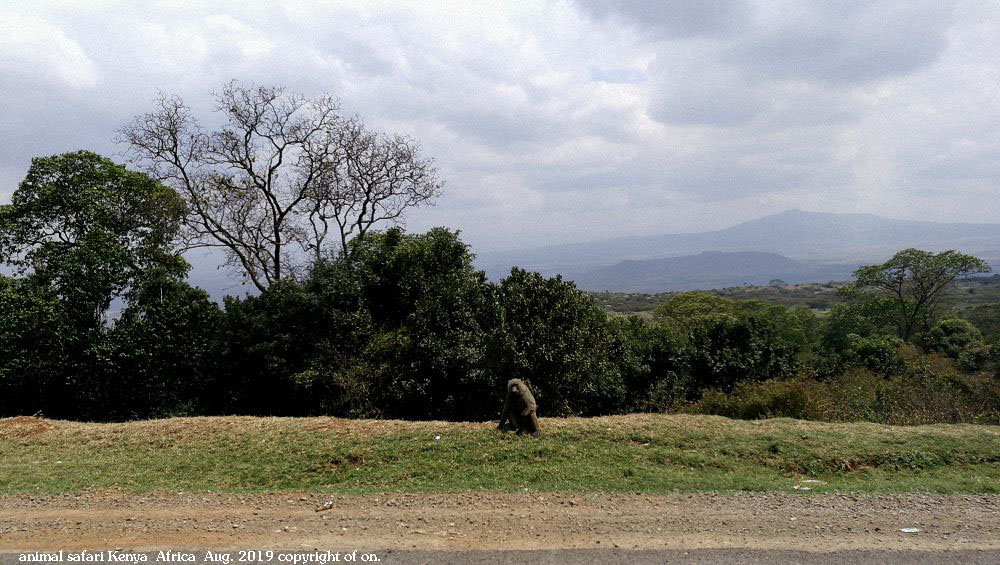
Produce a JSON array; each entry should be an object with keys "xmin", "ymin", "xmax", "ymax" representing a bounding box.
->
[{"xmin": 1, "ymin": 414, "xmax": 997, "ymax": 495}]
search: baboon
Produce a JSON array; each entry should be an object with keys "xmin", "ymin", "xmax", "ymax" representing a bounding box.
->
[{"xmin": 498, "ymin": 378, "xmax": 540, "ymax": 436}]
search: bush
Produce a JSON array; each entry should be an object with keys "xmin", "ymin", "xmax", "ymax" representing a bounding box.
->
[
  {"xmin": 608, "ymin": 316, "xmax": 688, "ymax": 412},
  {"xmin": 956, "ymin": 303, "xmax": 1000, "ymax": 338},
  {"xmin": 957, "ymin": 342, "xmax": 1000, "ymax": 372},
  {"xmin": 685, "ymin": 313, "xmax": 799, "ymax": 393},
  {"xmin": 691, "ymin": 378, "xmax": 827, "ymax": 420},
  {"xmin": 0, "ymin": 277, "xmax": 70, "ymax": 417},
  {"xmin": 105, "ymin": 273, "xmax": 222, "ymax": 419},
  {"xmin": 820, "ymin": 303, "xmax": 885, "ymax": 353},
  {"xmin": 213, "ymin": 281, "xmax": 324, "ymax": 416},
  {"xmin": 497, "ymin": 268, "xmax": 625, "ymax": 416},
  {"xmin": 921, "ymin": 317, "xmax": 982, "ymax": 358},
  {"xmin": 824, "ymin": 363, "xmax": 999, "ymax": 425},
  {"xmin": 304, "ymin": 227, "xmax": 496, "ymax": 420},
  {"xmin": 688, "ymin": 361, "xmax": 999, "ymax": 425},
  {"xmin": 842, "ymin": 334, "xmax": 906, "ymax": 375},
  {"xmin": 822, "ymin": 368, "xmax": 895, "ymax": 422}
]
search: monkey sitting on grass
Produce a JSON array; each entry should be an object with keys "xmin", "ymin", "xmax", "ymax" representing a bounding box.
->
[{"xmin": 498, "ymin": 378, "xmax": 540, "ymax": 436}]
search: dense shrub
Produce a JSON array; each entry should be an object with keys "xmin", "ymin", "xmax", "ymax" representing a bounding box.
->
[
  {"xmin": 685, "ymin": 313, "xmax": 799, "ymax": 393},
  {"xmin": 608, "ymin": 316, "xmax": 688, "ymax": 412},
  {"xmin": 956, "ymin": 303, "xmax": 1000, "ymax": 338},
  {"xmin": 323, "ymin": 228, "xmax": 497, "ymax": 421},
  {"xmin": 842, "ymin": 334, "xmax": 906, "ymax": 375},
  {"xmin": 656, "ymin": 292, "xmax": 814, "ymax": 351},
  {"xmin": 689, "ymin": 362, "xmax": 999, "ymax": 425},
  {"xmin": 2, "ymin": 215, "xmax": 996, "ymax": 425},
  {"xmin": 825, "ymin": 366, "xmax": 999, "ymax": 425},
  {"xmin": 957, "ymin": 342, "xmax": 1000, "ymax": 373},
  {"xmin": 497, "ymin": 268, "xmax": 625, "ymax": 416},
  {"xmin": 212, "ymin": 281, "xmax": 324, "ymax": 416},
  {"xmin": 921, "ymin": 317, "xmax": 982, "ymax": 358},
  {"xmin": 0, "ymin": 276, "xmax": 70, "ymax": 417},
  {"xmin": 820, "ymin": 303, "xmax": 886, "ymax": 352},
  {"xmin": 104, "ymin": 273, "xmax": 222, "ymax": 419},
  {"xmin": 691, "ymin": 378, "xmax": 827, "ymax": 420}
]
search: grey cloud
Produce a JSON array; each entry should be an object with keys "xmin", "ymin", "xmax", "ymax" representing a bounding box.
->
[
  {"xmin": 1, "ymin": 0, "xmax": 999, "ymax": 260},
  {"xmin": 530, "ymin": 164, "xmax": 666, "ymax": 194},
  {"xmin": 908, "ymin": 139, "xmax": 1000, "ymax": 184},
  {"xmin": 439, "ymin": 105, "xmax": 555, "ymax": 147},
  {"xmin": 523, "ymin": 128, "xmax": 830, "ymax": 203},
  {"xmin": 647, "ymin": 56, "xmax": 864, "ymax": 128},
  {"xmin": 576, "ymin": 0, "xmax": 751, "ymax": 38},
  {"xmin": 649, "ymin": 66, "xmax": 766, "ymax": 126},
  {"xmin": 588, "ymin": 66, "xmax": 645, "ymax": 84},
  {"xmin": 661, "ymin": 156, "xmax": 812, "ymax": 200},
  {"xmin": 0, "ymin": 76, "xmax": 123, "ymax": 173},
  {"xmin": 730, "ymin": 1, "xmax": 953, "ymax": 84}
]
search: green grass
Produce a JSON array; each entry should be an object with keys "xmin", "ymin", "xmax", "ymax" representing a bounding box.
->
[{"xmin": 1, "ymin": 414, "xmax": 997, "ymax": 495}]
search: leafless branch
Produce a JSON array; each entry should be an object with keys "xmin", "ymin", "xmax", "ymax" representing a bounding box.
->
[{"xmin": 118, "ymin": 81, "xmax": 441, "ymax": 290}]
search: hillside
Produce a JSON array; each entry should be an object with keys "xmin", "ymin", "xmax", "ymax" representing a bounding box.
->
[
  {"xmin": 572, "ymin": 251, "xmax": 856, "ymax": 292},
  {"xmin": 476, "ymin": 210, "xmax": 1000, "ymax": 289}
]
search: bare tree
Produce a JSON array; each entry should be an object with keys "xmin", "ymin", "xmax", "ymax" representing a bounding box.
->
[{"xmin": 118, "ymin": 81, "xmax": 442, "ymax": 291}]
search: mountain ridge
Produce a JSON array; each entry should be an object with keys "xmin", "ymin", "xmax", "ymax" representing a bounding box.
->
[
  {"xmin": 475, "ymin": 209, "xmax": 1000, "ymax": 290},
  {"xmin": 572, "ymin": 250, "xmax": 857, "ymax": 292}
]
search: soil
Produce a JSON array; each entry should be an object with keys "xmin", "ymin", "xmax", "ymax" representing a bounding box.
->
[
  {"xmin": 0, "ymin": 416, "xmax": 54, "ymax": 438},
  {"xmin": 1, "ymin": 491, "xmax": 997, "ymax": 553}
]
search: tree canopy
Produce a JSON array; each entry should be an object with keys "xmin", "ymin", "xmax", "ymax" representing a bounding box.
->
[
  {"xmin": 0, "ymin": 151, "xmax": 186, "ymax": 327},
  {"xmin": 841, "ymin": 248, "xmax": 991, "ymax": 340}
]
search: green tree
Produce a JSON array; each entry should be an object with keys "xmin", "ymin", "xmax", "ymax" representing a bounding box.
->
[
  {"xmin": 653, "ymin": 291, "xmax": 733, "ymax": 330},
  {"xmin": 608, "ymin": 316, "xmax": 688, "ymax": 412},
  {"xmin": 497, "ymin": 268, "xmax": 624, "ymax": 416},
  {"xmin": 105, "ymin": 272, "xmax": 223, "ymax": 419},
  {"xmin": 842, "ymin": 249, "xmax": 991, "ymax": 341},
  {"xmin": 820, "ymin": 301, "xmax": 893, "ymax": 353},
  {"xmin": 842, "ymin": 334, "xmax": 906, "ymax": 376},
  {"xmin": 0, "ymin": 151, "xmax": 187, "ymax": 329},
  {"xmin": 211, "ymin": 227, "xmax": 496, "ymax": 420},
  {"xmin": 314, "ymin": 227, "xmax": 496, "ymax": 420},
  {"xmin": 0, "ymin": 152, "xmax": 190, "ymax": 420},
  {"xmin": 655, "ymin": 291, "xmax": 812, "ymax": 349},
  {"xmin": 0, "ymin": 276, "xmax": 68, "ymax": 416},
  {"xmin": 212, "ymin": 281, "xmax": 324, "ymax": 416},
  {"xmin": 955, "ymin": 303, "xmax": 1000, "ymax": 338},
  {"xmin": 654, "ymin": 291, "xmax": 806, "ymax": 395},
  {"xmin": 685, "ymin": 313, "xmax": 799, "ymax": 393}
]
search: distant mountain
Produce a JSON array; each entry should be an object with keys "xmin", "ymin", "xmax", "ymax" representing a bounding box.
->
[
  {"xmin": 476, "ymin": 210, "xmax": 1000, "ymax": 289},
  {"xmin": 572, "ymin": 251, "xmax": 857, "ymax": 292}
]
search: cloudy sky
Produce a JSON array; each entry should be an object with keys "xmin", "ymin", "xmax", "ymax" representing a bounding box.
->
[{"xmin": 2, "ymin": 0, "xmax": 999, "ymax": 254}]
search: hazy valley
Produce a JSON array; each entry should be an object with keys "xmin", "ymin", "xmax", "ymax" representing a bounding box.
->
[{"xmin": 475, "ymin": 209, "xmax": 1000, "ymax": 292}]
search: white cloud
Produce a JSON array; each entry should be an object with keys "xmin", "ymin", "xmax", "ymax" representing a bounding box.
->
[{"xmin": 0, "ymin": 10, "xmax": 99, "ymax": 89}]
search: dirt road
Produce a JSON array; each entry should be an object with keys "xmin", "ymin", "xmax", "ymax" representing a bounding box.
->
[{"xmin": 1, "ymin": 491, "xmax": 997, "ymax": 556}]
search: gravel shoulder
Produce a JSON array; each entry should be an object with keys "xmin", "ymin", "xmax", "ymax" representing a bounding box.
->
[{"xmin": 1, "ymin": 491, "xmax": 997, "ymax": 553}]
